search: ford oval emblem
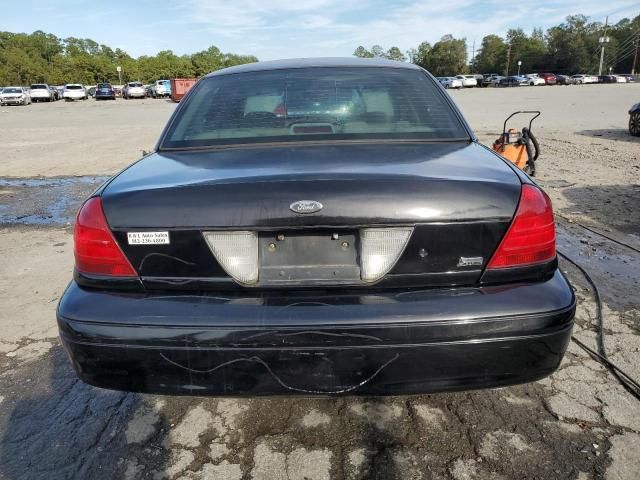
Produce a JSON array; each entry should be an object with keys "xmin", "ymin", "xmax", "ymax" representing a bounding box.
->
[{"xmin": 290, "ymin": 200, "xmax": 323, "ymax": 214}]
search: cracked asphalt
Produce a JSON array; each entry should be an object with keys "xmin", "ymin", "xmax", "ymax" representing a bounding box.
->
[{"xmin": 0, "ymin": 84, "xmax": 639, "ymax": 479}]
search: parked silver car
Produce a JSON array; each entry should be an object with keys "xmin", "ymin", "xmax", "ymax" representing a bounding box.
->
[
  {"xmin": 437, "ymin": 77, "xmax": 463, "ymax": 89},
  {"xmin": 30, "ymin": 83, "xmax": 54, "ymax": 102},
  {"xmin": 0, "ymin": 86, "xmax": 31, "ymax": 106},
  {"xmin": 122, "ymin": 82, "xmax": 146, "ymax": 99}
]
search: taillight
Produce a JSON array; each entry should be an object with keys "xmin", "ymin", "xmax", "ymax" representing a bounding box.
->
[
  {"xmin": 274, "ymin": 103, "xmax": 287, "ymax": 117},
  {"xmin": 487, "ymin": 184, "xmax": 555, "ymax": 269},
  {"xmin": 74, "ymin": 197, "xmax": 136, "ymax": 276}
]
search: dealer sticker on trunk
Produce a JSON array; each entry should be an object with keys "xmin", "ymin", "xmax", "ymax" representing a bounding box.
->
[{"xmin": 127, "ymin": 231, "xmax": 170, "ymax": 245}]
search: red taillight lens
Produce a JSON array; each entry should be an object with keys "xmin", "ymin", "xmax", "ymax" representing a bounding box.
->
[
  {"xmin": 274, "ymin": 103, "xmax": 287, "ymax": 116},
  {"xmin": 74, "ymin": 197, "xmax": 136, "ymax": 276},
  {"xmin": 487, "ymin": 184, "xmax": 555, "ymax": 269}
]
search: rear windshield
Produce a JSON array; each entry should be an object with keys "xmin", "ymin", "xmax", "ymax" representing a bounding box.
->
[
  {"xmin": 97, "ymin": 83, "xmax": 111, "ymax": 88},
  {"xmin": 128, "ymin": 82, "xmax": 142, "ymax": 87},
  {"xmin": 3, "ymin": 88, "xmax": 21, "ymax": 93},
  {"xmin": 66, "ymin": 85, "xmax": 83, "ymax": 90},
  {"xmin": 161, "ymin": 67, "xmax": 468, "ymax": 148},
  {"xmin": 31, "ymin": 84, "xmax": 47, "ymax": 89}
]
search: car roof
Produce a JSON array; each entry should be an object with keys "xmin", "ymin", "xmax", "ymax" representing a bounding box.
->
[{"xmin": 205, "ymin": 57, "xmax": 422, "ymax": 77}]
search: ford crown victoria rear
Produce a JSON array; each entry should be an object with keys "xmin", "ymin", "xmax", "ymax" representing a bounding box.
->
[{"xmin": 57, "ymin": 58, "xmax": 575, "ymax": 396}]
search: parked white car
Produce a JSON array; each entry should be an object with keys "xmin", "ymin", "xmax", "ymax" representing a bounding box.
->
[
  {"xmin": 0, "ymin": 86, "xmax": 31, "ymax": 106},
  {"xmin": 63, "ymin": 84, "xmax": 88, "ymax": 101},
  {"xmin": 437, "ymin": 77, "xmax": 463, "ymax": 89},
  {"xmin": 123, "ymin": 82, "xmax": 146, "ymax": 99},
  {"xmin": 30, "ymin": 83, "xmax": 54, "ymax": 102},
  {"xmin": 571, "ymin": 75, "xmax": 598, "ymax": 84},
  {"xmin": 150, "ymin": 80, "xmax": 171, "ymax": 98},
  {"xmin": 615, "ymin": 75, "xmax": 628, "ymax": 83},
  {"xmin": 525, "ymin": 74, "xmax": 546, "ymax": 86},
  {"xmin": 455, "ymin": 75, "xmax": 478, "ymax": 87}
]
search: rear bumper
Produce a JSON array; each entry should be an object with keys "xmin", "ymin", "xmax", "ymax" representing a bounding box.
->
[{"xmin": 57, "ymin": 271, "xmax": 575, "ymax": 396}]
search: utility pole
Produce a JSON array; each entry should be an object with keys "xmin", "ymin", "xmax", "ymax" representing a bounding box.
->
[
  {"xmin": 471, "ymin": 40, "xmax": 476, "ymax": 73},
  {"xmin": 505, "ymin": 44, "xmax": 511, "ymax": 76},
  {"xmin": 598, "ymin": 16, "xmax": 609, "ymax": 76},
  {"xmin": 632, "ymin": 39, "xmax": 638, "ymax": 75}
]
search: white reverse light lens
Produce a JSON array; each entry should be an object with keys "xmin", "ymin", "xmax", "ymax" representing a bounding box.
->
[
  {"xmin": 360, "ymin": 228, "xmax": 413, "ymax": 282},
  {"xmin": 203, "ymin": 231, "xmax": 259, "ymax": 285}
]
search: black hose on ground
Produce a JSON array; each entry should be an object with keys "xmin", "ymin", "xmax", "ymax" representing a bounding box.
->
[
  {"xmin": 558, "ymin": 250, "xmax": 640, "ymax": 400},
  {"xmin": 556, "ymin": 216, "xmax": 640, "ymax": 255}
]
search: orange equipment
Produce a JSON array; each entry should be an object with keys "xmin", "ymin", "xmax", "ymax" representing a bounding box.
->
[{"xmin": 493, "ymin": 111, "xmax": 540, "ymax": 176}]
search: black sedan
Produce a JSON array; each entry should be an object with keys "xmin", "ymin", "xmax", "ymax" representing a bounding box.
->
[
  {"xmin": 94, "ymin": 83, "xmax": 116, "ymax": 100},
  {"xmin": 57, "ymin": 58, "xmax": 575, "ymax": 396},
  {"xmin": 498, "ymin": 76, "xmax": 524, "ymax": 87},
  {"xmin": 556, "ymin": 74, "xmax": 576, "ymax": 85}
]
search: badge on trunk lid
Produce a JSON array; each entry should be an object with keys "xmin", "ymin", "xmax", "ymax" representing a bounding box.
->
[{"xmin": 289, "ymin": 200, "xmax": 323, "ymax": 214}]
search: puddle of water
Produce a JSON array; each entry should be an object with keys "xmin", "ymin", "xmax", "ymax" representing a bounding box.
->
[
  {"xmin": 557, "ymin": 223, "xmax": 640, "ymax": 308},
  {"xmin": 0, "ymin": 176, "xmax": 109, "ymax": 226}
]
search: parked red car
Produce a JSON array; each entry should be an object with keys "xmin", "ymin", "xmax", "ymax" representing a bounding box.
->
[{"xmin": 539, "ymin": 73, "xmax": 557, "ymax": 85}]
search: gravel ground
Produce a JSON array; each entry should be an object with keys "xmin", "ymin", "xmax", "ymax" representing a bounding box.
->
[{"xmin": 0, "ymin": 83, "xmax": 639, "ymax": 480}]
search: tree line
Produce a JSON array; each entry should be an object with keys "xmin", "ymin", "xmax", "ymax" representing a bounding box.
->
[
  {"xmin": 354, "ymin": 14, "xmax": 640, "ymax": 76},
  {"xmin": 0, "ymin": 31, "xmax": 258, "ymax": 86},
  {"xmin": 2, "ymin": 13, "xmax": 638, "ymax": 85}
]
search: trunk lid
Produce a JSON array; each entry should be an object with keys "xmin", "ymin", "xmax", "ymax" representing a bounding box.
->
[
  {"xmin": 101, "ymin": 142, "xmax": 521, "ymax": 289},
  {"xmin": 103, "ymin": 142, "xmax": 520, "ymax": 228}
]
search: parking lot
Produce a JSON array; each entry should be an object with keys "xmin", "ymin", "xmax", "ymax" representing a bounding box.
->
[{"xmin": 0, "ymin": 83, "xmax": 639, "ymax": 479}]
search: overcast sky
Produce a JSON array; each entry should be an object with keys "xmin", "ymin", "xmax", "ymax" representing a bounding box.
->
[{"xmin": 4, "ymin": 0, "xmax": 639, "ymax": 59}]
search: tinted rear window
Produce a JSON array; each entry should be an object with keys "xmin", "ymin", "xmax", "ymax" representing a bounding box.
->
[
  {"xmin": 66, "ymin": 85, "xmax": 82, "ymax": 90},
  {"xmin": 97, "ymin": 83, "xmax": 111, "ymax": 88},
  {"xmin": 31, "ymin": 84, "xmax": 47, "ymax": 89},
  {"xmin": 161, "ymin": 67, "xmax": 468, "ymax": 148}
]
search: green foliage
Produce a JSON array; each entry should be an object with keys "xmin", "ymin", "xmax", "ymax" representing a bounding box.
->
[
  {"xmin": 353, "ymin": 46, "xmax": 374, "ymax": 58},
  {"xmin": 386, "ymin": 47, "xmax": 407, "ymax": 62},
  {"xmin": 420, "ymin": 35, "xmax": 468, "ymax": 76},
  {"xmin": 356, "ymin": 13, "xmax": 640, "ymax": 75},
  {"xmin": 475, "ymin": 35, "xmax": 507, "ymax": 74},
  {"xmin": 411, "ymin": 42, "xmax": 432, "ymax": 69},
  {"xmin": 0, "ymin": 31, "xmax": 258, "ymax": 85},
  {"xmin": 352, "ymin": 45, "xmax": 408, "ymax": 62}
]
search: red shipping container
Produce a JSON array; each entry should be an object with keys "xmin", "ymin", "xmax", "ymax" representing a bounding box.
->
[{"xmin": 170, "ymin": 78, "xmax": 198, "ymax": 102}]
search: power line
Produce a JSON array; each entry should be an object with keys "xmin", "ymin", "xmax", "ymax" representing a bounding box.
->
[{"xmin": 603, "ymin": 27, "xmax": 640, "ymax": 64}]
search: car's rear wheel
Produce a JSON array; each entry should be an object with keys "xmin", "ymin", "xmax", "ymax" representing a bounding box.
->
[{"xmin": 630, "ymin": 112, "xmax": 640, "ymax": 137}]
